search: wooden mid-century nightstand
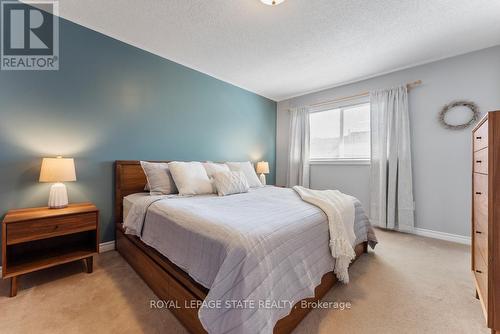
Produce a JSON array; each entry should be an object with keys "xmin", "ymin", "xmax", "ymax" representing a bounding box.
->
[{"xmin": 1, "ymin": 202, "xmax": 99, "ymax": 297}]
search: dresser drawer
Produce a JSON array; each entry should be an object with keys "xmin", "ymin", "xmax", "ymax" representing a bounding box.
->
[
  {"xmin": 474, "ymin": 249, "xmax": 488, "ymax": 309},
  {"xmin": 473, "ymin": 120, "xmax": 488, "ymax": 152},
  {"xmin": 473, "ymin": 173, "xmax": 488, "ymax": 233},
  {"xmin": 474, "ymin": 229, "xmax": 488, "ymax": 264},
  {"xmin": 473, "ymin": 149, "xmax": 488, "ymax": 174},
  {"xmin": 7, "ymin": 212, "xmax": 97, "ymax": 245}
]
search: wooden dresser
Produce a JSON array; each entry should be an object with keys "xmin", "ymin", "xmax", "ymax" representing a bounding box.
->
[{"xmin": 472, "ymin": 111, "xmax": 500, "ymax": 334}]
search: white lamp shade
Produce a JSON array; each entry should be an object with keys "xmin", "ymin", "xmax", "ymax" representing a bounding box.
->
[
  {"xmin": 39, "ymin": 157, "xmax": 76, "ymax": 183},
  {"xmin": 261, "ymin": 0, "xmax": 285, "ymax": 5},
  {"xmin": 256, "ymin": 161, "xmax": 270, "ymax": 174}
]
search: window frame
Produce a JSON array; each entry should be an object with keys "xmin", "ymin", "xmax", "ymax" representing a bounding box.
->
[{"xmin": 308, "ymin": 99, "xmax": 371, "ymax": 165}]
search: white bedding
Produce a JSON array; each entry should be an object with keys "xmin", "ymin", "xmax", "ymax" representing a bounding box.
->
[
  {"xmin": 293, "ymin": 186, "xmax": 357, "ymax": 283},
  {"xmin": 123, "ymin": 192, "xmax": 149, "ymax": 220},
  {"xmin": 123, "ymin": 186, "xmax": 377, "ymax": 334}
]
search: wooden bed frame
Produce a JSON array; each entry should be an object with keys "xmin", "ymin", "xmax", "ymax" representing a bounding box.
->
[{"xmin": 114, "ymin": 160, "xmax": 368, "ymax": 334}]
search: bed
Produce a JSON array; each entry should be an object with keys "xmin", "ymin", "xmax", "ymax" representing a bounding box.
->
[{"xmin": 114, "ymin": 160, "xmax": 377, "ymax": 334}]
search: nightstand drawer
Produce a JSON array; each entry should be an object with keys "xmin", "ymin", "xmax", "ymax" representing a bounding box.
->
[{"xmin": 7, "ymin": 213, "xmax": 97, "ymax": 245}]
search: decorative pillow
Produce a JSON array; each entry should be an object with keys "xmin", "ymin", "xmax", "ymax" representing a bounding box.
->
[
  {"xmin": 213, "ymin": 171, "xmax": 250, "ymax": 196},
  {"xmin": 225, "ymin": 161, "xmax": 262, "ymax": 188},
  {"xmin": 203, "ymin": 162, "xmax": 231, "ymax": 193},
  {"xmin": 140, "ymin": 161, "xmax": 177, "ymax": 195},
  {"xmin": 168, "ymin": 161, "xmax": 213, "ymax": 195},
  {"xmin": 203, "ymin": 162, "xmax": 230, "ymax": 178}
]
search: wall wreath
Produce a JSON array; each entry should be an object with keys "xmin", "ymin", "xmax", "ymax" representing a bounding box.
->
[{"xmin": 438, "ymin": 100, "xmax": 480, "ymax": 130}]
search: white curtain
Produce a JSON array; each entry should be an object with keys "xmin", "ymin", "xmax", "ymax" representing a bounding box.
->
[
  {"xmin": 369, "ymin": 86, "xmax": 414, "ymax": 231},
  {"xmin": 287, "ymin": 107, "xmax": 310, "ymax": 188}
]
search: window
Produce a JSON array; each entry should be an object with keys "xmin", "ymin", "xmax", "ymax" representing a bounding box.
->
[{"xmin": 309, "ymin": 102, "xmax": 370, "ymax": 162}]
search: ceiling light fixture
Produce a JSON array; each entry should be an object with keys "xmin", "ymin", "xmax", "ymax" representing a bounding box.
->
[{"xmin": 261, "ymin": 0, "xmax": 285, "ymax": 5}]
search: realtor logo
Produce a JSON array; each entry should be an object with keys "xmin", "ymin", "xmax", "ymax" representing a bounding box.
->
[{"xmin": 1, "ymin": 0, "xmax": 59, "ymax": 70}]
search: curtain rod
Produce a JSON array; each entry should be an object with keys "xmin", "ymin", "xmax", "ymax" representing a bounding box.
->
[{"xmin": 306, "ymin": 80, "xmax": 422, "ymax": 108}]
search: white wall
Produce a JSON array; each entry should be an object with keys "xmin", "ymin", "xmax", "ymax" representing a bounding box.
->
[{"xmin": 276, "ymin": 46, "xmax": 500, "ymax": 237}]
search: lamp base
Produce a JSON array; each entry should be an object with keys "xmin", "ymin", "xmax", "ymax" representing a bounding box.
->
[
  {"xmin": 48, "ymin": 183, "xmax": 69, "ymax": 209},
  {"xmin": 259, "ymin": 173, "xmax": 267, "ymax": 186}
]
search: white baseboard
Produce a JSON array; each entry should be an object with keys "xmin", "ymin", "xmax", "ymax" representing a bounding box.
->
[
  {"xmin": 0, "ymin": 241, "xmax": 116, "ymax": 276},
  {"xmin": 99, "ymin": 240, "xmax": 116, "ymax": 253},
  {"xmin": 412, "ymin": 227, "xmax": 471, "ymax": 245}
]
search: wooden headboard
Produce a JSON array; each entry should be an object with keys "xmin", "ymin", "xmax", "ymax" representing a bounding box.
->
[{"xmin": 115, "ymin": 160, "xmax": 170, "ymax": 223}]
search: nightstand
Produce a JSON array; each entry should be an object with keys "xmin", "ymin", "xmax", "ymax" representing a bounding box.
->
[{"xmin": 1, "ymin": 202, "xmax": 99, "ymax": 297}]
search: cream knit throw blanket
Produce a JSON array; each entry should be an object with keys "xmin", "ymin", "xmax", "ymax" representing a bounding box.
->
[{"xmin": 293, "ymin": 186, "xmax": 356, "ymax": 283}]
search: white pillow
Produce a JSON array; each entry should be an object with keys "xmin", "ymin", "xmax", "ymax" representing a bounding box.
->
[
  {"xmin": 140, "ymin": 161, "xmax": 177, "ymax": 195},
  {"xmin": 213, "ymin": 171, "xmax": 249, "ymax": 196},
  {"xmin": 225, "ymin": 161, "xmax": 262, "ymax": 188},
  {"xmin": 203, "ymin": 162, "xmax": 230, "ymax": 178},
  {"xmin": 168, "ymin": 161, "xmax": 213, "ymax": 195}
]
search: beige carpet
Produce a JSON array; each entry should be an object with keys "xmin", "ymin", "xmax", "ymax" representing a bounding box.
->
[{"xmin": 0, "ymin": 229, "xmax": 489, "ymax": 334}]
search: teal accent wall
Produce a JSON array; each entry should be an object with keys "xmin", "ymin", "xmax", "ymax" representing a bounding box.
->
[{"xmin": 0, "ymin": 17, "xmax": 276, "ymax": 248}]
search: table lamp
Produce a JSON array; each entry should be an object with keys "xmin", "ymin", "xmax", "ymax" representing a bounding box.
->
[
  {"xmin": 256, "ymin": 161, "xmax": 270, "ymax": 185},
  {"xmin": 39, "ymin": 157, "xmax": 76, "ymax": 209}
]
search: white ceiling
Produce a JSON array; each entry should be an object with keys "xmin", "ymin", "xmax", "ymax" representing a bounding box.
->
[{"xmin": 45, "ymin": 0, "xmax": 500, "ymax": 101}]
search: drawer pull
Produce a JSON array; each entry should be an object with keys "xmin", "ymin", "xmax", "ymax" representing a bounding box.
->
[
  {"xmin": 476, "ymin": 230, "xmax": 482, "ymax": 234},
  {"xmin": 475, "ymin": 270, "xmax": 483, "ymax": 274},
  {"xmin": 476, "ymin": 136, "xmax": 482, "ymax": 139},
  {"xmin": 476, "ymin": 160, "xmax": 482, "ymax": 163},
  {"xmin": 475, "ymin": 192, "xmax": 482, "ymax": 195}
]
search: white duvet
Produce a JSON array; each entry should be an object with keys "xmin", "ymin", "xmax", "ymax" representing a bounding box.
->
[{"xmin": 123, "ymin": 186, "xmax": 377, "ymax": 334}]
